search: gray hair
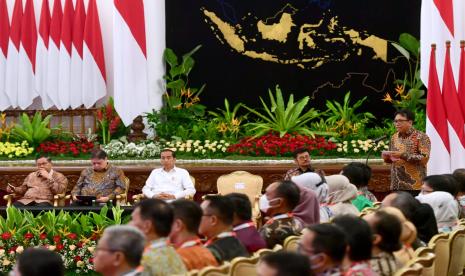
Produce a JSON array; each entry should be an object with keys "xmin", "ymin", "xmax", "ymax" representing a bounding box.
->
[{"xmin": 102, "ymin": 225, "xmax": 146, "ymax": 267}]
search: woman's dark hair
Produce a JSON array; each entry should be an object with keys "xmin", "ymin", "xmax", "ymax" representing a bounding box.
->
[
  {"xmin": 423, "ymin": 174, "xmax": 458, "ymax": 196},
  {"xmin": 332, "ymin": 214, "xmax": 372, "ymax": 261},
  {"xmin": 341, "ymin": 162, "xmax": 372, "ymax": 187},
  {"xmin": 453, "ymin": 169, "xmax": 465, "ymax": 193},
  {"xmin": 17, "ymin": 248, "xmax": 64, "ymax": 276},
  {"xmin": 371, "ymin": 210, "xmax": 402, "ymax": 253},
  {"xmin": 260, "ymin": 251, "xmax": 312, "ymax": 276}
]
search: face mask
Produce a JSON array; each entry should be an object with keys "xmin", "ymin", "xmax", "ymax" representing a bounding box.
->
[
  {"xmin": 309, "ymin": 253, "xmax": 324, "ymax": 270},
  {"xmin": 259, "ymin": 195, "xmax": 280, "ymax": 213}
]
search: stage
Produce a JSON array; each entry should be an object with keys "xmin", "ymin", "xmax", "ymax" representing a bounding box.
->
[{"xmin": 0, "ymin": 159, "xmax": 392, "ymax": 204}]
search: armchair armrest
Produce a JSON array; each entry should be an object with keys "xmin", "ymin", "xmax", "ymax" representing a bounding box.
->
[
  {"xmin": 3, "ymin": 194, "xmax": 15, "ymax": 207},
  {"xmin": 53, "ymin": 193, "xmax": 71, "ymax": 207},
  {"xmin": 252, "ymin": 194, "xmax": 262, "ymax": 228},
  {"xmin": 115, "ymin": 194, "xmax": 128, "ymax": 206}
]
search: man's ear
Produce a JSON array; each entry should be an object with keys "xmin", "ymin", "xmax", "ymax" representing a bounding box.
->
[
  {"xmin": 372, "ymin": 234, "xmax": 382, "ymax": 246},
  {"xmin": 172, "ymin": 218, "xmax": 183, "ymax": 232},
  {"xmin": 113, "ymin": 251, "xmax": 125, "ymax": 267}
]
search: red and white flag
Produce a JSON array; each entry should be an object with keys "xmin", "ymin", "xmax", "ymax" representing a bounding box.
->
[
  {"xmin": 46, "ymin": 0, "xmax": 63, "ymax": 109},
  {"xmin": 36, "ymin": 0, "xmax": 53, "ymax": 109},
  {"xmin": 16, "ymin": 0, "xmax": 38, "ymax": 109},
  {"xmin": 426, "ymin": 45, "xmax": 450, "ymax": 175},
  {"xmin": 113, "ymin": 0, "xmax": 150, "ymax": 126},
  {"xmin": 442, "ymin": 42, "xmax": 465, "ymax": 170},
  {"xmin": 57, "ymin": 0, "xmax": 74, "ymax": 109},
  {"xmin": 82, "ymin": 0, "xmax": 106, "ymax": 108},
  {"xmin": 0, "ymin": 0, "xmax": 10, "ymax": 110},
  {"xmin": 69, "ymin": 0, "xmax": 86, "ymax": 109},
  {"xmin": 5, "ymin": 0, "xmax": 22, "ymax": 108},
  {"xmin": 458, "ymin": 41, "xmax": 465, "ymax": 118}
]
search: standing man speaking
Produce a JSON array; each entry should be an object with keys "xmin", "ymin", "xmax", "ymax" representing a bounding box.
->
[{"xmin": 382, "ymin": 109, "xmax": 431, "ymax": 191}]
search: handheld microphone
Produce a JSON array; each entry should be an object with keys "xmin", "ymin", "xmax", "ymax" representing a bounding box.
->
[{"xmin": 372, "ymin": 135, "xmax": 387, "ymax": 143}]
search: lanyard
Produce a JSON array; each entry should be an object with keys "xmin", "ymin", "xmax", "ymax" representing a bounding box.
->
[
  {"xmin": 233, "ymin": 221, "xmax": 255, "ymax": 231},
  {"xmin": 204, "ymin": 231, "xmax": 236, "ymax": 247},
  {"xmin": 265, "ymin": 213, "xmax": 293, "ymax": 225},
  {"xmin": 179, "ymin": 238, "xmax": 203, "ymax": 248}
]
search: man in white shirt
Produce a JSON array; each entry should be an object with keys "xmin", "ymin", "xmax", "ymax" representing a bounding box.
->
[{"xmin": 142, "ymin": 149, "xmax": 196, "ymax": 200}]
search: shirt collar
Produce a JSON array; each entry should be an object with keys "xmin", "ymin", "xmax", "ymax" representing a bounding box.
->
[
  {"xmin": 398, "ymin": 127, "xmax": 414, "ymax": 138},
  {"xmin": 162, "ymin": 166, "xmax": 177, "ymax": 173}
]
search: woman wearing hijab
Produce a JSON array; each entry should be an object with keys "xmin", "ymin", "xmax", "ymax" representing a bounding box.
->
[
  {"xmin": 288, "ymin": 176, "xmax": 321, "ymax": 227},
  {"xmin": 320, "ymin": 175, "xmax": 359, "ymax": 222},
  {"xmin": 416, "ymin": 191, "xmax": 459, "ymax": 233}
]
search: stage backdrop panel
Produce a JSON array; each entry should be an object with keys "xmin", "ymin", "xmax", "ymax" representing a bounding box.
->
[{"xmin": 166, "ymin": 0, "xmax": 421, "ymax": 119}]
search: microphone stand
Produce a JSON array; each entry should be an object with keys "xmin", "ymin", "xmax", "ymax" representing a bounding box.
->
[{"xmin": 365, "ymin": 140, "xmax": 383, "ymax": 166}]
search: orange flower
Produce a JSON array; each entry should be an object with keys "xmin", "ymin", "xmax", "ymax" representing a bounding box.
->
[
  {"xmin": 382, "ymin": 93, "xmax": 393, "ymax": 102},
  {"xmin": 395, "ymin": 84, "xmax": 405, "ymax": 96}
]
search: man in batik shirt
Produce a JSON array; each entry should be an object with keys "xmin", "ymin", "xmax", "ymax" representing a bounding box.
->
[
  {"xmin": 72, "ymin": 149, "xmax": 126, "ymax": 203},
  {"xmin": 382, "ymin": 109, "xmax": 431, "ymax": 191}
]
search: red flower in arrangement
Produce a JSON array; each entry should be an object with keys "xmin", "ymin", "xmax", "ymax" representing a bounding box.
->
[
  {"xmin": 39, "ymin": 233, "xmax": 47, "ymax": 240},
  {"xmin": 37, "ymin": 138, "xmax": 95, "ymax": 157},
  {"xmin": 227, "ymin": 132, "xmax": 337, "ymax": 157},
  {"xmin": 9, "ymin": 246, "xmax": 17, "ymax": 253},
  {"xmin": 67, "ymin": 233, "xmax": 78, "ymax": 240},
  {"xmin": 56, "ymin": 243, "xmax": 64, "ymax": 251},
  {"xmin": 89, "ymin": 257, "xmax": 94, "ymax": 264},
  {"xmin": 74, "ymin": 256, "xmax": 82, "ymax": 262},
  {"xmin": 1, "ymin": 232, "xmax": 12, "ymax": 240},
  {"xmin": 24, "ymin": 233, "xmax": 34, "ymax": 239},
  {"xmin": 76, "ymin": 241, "xmax": 83, "ymax": 248},
  {"xmin": 53, "ymin": 235, "xmax": 61, "ymax": 243}
]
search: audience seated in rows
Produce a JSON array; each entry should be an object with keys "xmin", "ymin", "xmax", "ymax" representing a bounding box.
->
[
  {"xmin": 94, "ymin": 225, "xmax": 146, "ymax": 276},
  {"xmin": 169, "ymin": 199, "xmax": 218, "ymax": 270},
  {"xmin": 332, "ymin": 214, "xmax": 376, "ymax": 276},
  {"xmin": 341, "ymin": 162, "xmax": 377, "ymax": 202},
  {"xmin": 259, "ymin": 180, "xmax": 302, "ymax": 248},
  {"xmin": 299, "ymin": 223, "xmax": 347, "ymax": 276},
  {"xmin": 13, "ymin": 248, "xmax": 65, "ymax": 276},
  {"xmin": 363, "ymin": 210, "xmax": 402, "ymax": 276},
  {"xmin": 199, "ymin": 195, "xmax": 249, "ymax": 263},
  {"xmin": 382, "ymin": 191, "xmax": 438, "ymax": 246},
  {"xmin": 226, "ymin": 193, "xmax": 266, "ymax": 253},
  {"xmin": 257, "ymin": 251, "xmax": 312, "ymax": 276},
  {"xmin": 142, "ymin": 149, "xmax": 195, "ymax": 201},
  {"xmin": 72, "ymin": 149, "xmax": 126, "ymax": 204},
  {"xmin": 129, "ymin": 198, "xmax": 187, "ymax": 275},
  {"xmin": 320, "ymin": 175, "xmax": 359, "ymax": 222},
  {"xmin": 7, "ymin": 155, "xmax": 68, "ymax": 207}
]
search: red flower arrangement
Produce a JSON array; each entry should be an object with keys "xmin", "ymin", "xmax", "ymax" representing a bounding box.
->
[
  {"xmin": 97, "ymin": 97, "xmax": 125, "ymax": 144},
  {"xmin": 36, "ymin": 138, "xmax": 95, "ymax": 157},
  {"xmin": 227, "ymin": 132, "xmax": 337, "ymax": 157}
]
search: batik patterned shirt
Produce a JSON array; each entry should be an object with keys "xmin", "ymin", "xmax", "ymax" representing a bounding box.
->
[
  {"xmin": 388, "ymin": 128, "xmax": 430, "ymax": 190},
  {"xmin": 71, "ymin": 165, "xmax": 126, "ymax": 199},
  {"xmin": 140, "ymin": 238, "xmax": 187, "ymax": 276},
  {"xmin": 259, "ymin": 214, "xmax": 302, "ymax": 248}
]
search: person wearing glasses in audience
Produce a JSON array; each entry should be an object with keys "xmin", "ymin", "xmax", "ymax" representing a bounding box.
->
[
  {"xmin": 382, "ymin": 109, "xmax": 430, "ymax": 191},
  {"xmin": 284, "ymin": 148, "xmax": 325, "ymax": 181},
  {"xmin": 7, "ymin": 155, "xmax": 68, "ymax": 207}
]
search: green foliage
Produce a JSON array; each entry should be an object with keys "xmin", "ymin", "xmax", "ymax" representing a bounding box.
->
[
  {"xmin": 10, "ymin": 112, "xmax": 56, "ymax": 147},
  {"xmin": 388, "ymin": 33, "xmax": 426, "ymax": 111},
  {"xmin": 323, "ymin": 91, "xmax": 375, "ymax": 137},
  {"xmin": 208, "ymin": 99, "xmax": 246, "ymax": 141},
  {"xmin": 242, "ymin": 86, "xmax": 322, "ymax": 138}
]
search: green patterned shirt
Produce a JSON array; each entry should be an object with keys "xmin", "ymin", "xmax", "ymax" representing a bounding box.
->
[{"xmin": 141, "ymin": 238, "xmax": 187, "ymax": 276}]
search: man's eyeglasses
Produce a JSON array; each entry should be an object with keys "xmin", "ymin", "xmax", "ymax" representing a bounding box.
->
[{"xmin": 393, "ymin": 119, "xmax": 409, "ymax": 123}]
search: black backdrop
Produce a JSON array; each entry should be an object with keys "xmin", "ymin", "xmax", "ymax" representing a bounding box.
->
[{"xmin": 165, "ymin": 0, "xmax": 421, "ymax": 119}]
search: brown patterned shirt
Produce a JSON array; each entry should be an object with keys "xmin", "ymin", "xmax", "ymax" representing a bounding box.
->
[
  {"xmin": 14, "ymin": 170, "xmax": 68, "ymax": 205},
  {"xmin": 72, "ymin": 164, "xmax": 126, "ymax": 199},
  {"xmin": 259, "ymin": 215, "xmax": 302, "ymax": 248},
  {"xmin": 388, "ymin": 128, "xmax": 431, "ymax": 190}
]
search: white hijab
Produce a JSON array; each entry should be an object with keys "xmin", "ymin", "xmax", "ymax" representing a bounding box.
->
[
  {"xmin": 292, "ymin": 172, "xmax": 328, "ymax": 203},
  {"xmin": 416, "ymin": 191, "xmax": 459, "ymax": 228},
  {"xmin": 325, "ymin": 174, "xmax": 358, "ymax": 204}
]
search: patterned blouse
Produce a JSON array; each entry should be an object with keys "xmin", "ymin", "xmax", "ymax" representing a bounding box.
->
[
  {"xmin": 388, "ymin": 128, "xmax": 431, "ymax": 190},
  {"xmin": 71, "ymin": 164, "xmax": 126, "ymax": 199}
]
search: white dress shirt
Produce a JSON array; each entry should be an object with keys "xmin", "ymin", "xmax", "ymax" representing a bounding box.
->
[{"xmin": 142, "ymin": 166, "xmax": 196, "ymax": 199}]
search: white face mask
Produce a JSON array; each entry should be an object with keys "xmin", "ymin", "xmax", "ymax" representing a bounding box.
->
[
  {"xmin": 259, "ymin": 195, "xmax": 280, "ymax": 213},
  {"xmin": 309, "ymin": 253, "xmax": 324, "ymax": 270}
]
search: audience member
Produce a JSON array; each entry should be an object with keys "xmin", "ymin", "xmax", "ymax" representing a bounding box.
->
[
  {"xmin": 381, "ymin": 207, "xmax": 417, "ymax": 266},
  {"xmin": 129, "ymin": 198, "xmax": 187, "ymax": 275},
  {"xmin": 341, "ymin": 162, "xmax": 377, "ymax": 202},
  {"xmin": 421, "ymin": 174, "xmax": 458, "ymax": 196},
  {"xmin": 287, "ymin": 180, "xmax": 320, "ymax": 227},
  {"xmin": 299, "ymin": 223, "xmax": 346, "ymax": 276},
  {"xmin": 416, "ymin": 191, "xmax": 459, "ymax": 232},
  {"xmin": 169, "ymin": 199, "xmax": 218, "ymax": 270},
  {"xmin": 142, "ymin": 149, "xmax": 195, "ymax": 200},
  {"xmin": 199, "ymin": 195, "xmax": 249, "ymax": 263},
  {"xmin": 453, "ymin": 168, "xmax": 465, "ymax": 214},
  {"xmin": 363, "ymin": 210, "xmax": 402, "ymax": 276},
  {"xmin": 225, "ymin": 193, "xmax": 266, "ymax": 253},
  {"xmin": 291, "ymin": 172, "xmax": 328, "ymax": 203},
  {"xmin": 7, "ymin": 156, "xmax": 67, "ymax": 207},
  {"xmin": 257, "ymin": 251, "xmax": 312, "ymax": 276},
  {"xmin": 382, "ymin": 191, "xmax": 438, "ymax": 245},
  {"xmin": 320, "ymin": 175, "xmax": 359, "ymax": 222},
  {"xmin": 332, "ymin": 214, "xmax": 376, "ymax": 276},
  {"xmin": 94, "ymin": 225, "xmax": 145, "ymax": 276},
  {"xmin": 259, "ymin": 181, "xmax": 302, "ymax": 248},
  {"xmin": 12, "ymin": 248, "xmax": 64, "ymax": 276},
  {"xmin": 284, "ymin": 148, "xmax": 324, "ymax": 180},
  {"xmin": 72, "ymin": 149, "xmax": 126, "ymax": 204}
]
